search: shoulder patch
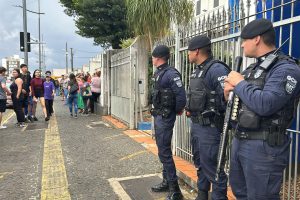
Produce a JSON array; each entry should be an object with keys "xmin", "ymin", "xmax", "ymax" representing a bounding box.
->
[
  {"xmin": 218, "ymin": 75, "xmax": 227, "ymax": 89},
  {"xmin": 173, "ymin": 77, "xmax": 180, "ymax": 81},
  {"xmin": 285, "ymin": 75, "xmax": 297, "ymax": 94},
  {"xmin": 173, "ymin": 77, "xmax": 183, "ymax": 87}
]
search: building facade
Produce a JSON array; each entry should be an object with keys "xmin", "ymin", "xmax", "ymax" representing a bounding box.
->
[{"xmin": 1, "ymin": 55, "xmax": 24, "ymax": 78}]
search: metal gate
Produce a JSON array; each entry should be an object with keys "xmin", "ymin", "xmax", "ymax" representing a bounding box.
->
[{"xmin": 110, "ymin": 37, "xmax": 148, "ymax": 129}]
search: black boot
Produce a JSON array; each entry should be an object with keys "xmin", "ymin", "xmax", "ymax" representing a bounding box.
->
[
  {"xmin": 195, "ymin": 190, "xmax": 208, "ymax": 200},
  {"xmin": 166, "ymin": 181, "xmax": 183, "ymax": 200},
  {"xmin": 151, "ymin": 179, "xmax": 169, "ymax": 192}
]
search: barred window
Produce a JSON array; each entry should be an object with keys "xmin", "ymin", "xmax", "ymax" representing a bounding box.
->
[
  {"xmin": 214, "ymin": 0, "xmax": 219, "ymax": 7},
  {"xmin": 196, "ymin": 0, "xmax": 201, "ymax": 15}
]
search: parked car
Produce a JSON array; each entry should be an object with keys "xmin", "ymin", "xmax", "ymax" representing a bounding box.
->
[{"xmin": 5, "ymin": 80, "xmax": 13, "ymax": 109}]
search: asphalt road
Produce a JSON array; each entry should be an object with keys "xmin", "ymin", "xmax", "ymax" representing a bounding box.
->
[{"xmin": 0, "ymin": 100, "xmax": 196, "ymax": 200}]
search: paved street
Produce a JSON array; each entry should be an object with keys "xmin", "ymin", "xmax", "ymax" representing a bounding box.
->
[{"xmin": 0, "ymin": 100, "xmax": 195, "ymax": 200}]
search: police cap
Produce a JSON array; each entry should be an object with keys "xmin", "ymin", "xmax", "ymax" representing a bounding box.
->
[
  {"xmin": 241, "ymin": 18, "xmax": 274, "ymax": 39},
  {"xmin": 152, "ymin": 45, "xmax": 170, "ymax": 58},
  {"xmin": 187, "ymin": 35, "xmax": 211, "ymax": 51}
]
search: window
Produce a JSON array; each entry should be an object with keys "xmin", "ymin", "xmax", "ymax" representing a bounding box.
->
[
  {"xmin": 196, "ymin": 0, "xmax": 201, "ymax": 15},
  {"xmin": 214, "ymin": 0, "xmax": 219, "ymax": 7}
]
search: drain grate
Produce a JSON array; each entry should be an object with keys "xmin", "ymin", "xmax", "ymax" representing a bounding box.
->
[{"xmin": 119, "ymin": 176, "xmax": 167, "ymax": 200}]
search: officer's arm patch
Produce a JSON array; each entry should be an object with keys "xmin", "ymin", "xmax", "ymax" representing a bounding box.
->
[
  {"xmin": 173, "ymin": 77, "xmax": 183, "ymax": 87},
  {"xmin": 217, "ymin": 75, "xmax": 227, "ymax": 89},
  {"xmin": 285, "ymin": 75, "xmax": 297, "ymax": 94}
]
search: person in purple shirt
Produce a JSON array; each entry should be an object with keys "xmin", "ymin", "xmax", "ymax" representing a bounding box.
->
[{"xmin": 44, "ymin": 74, "xmax": 55, "ymax": 121}]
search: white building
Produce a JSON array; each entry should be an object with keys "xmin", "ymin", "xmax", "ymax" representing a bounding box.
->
[
  {"xmin": 1, "ymin": 55, "xmax": 24, "ymax": 78},
  {"xmin": 82, "ymin": 64, "xmax": 90, "ymax": 73},
  {"xmin": 52, "ymin": 68, "xmax": 67, "ymax": 77},
  {"xmin": 194, "ymin": 0, "xmax": 227, "ymax": 17}
]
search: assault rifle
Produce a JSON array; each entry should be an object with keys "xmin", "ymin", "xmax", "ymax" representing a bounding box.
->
[{"xmin": 215, "ymin": 56, "xmax": 243, "ymax": 182}]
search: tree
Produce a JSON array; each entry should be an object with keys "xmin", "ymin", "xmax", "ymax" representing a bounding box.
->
[
  {"xmin": 59, "ymin": 0, "xmax": 131, "ymax": 49},
  {"xmin": 125, "ymin": 0, "xmax": 194, "ymax": 49}
]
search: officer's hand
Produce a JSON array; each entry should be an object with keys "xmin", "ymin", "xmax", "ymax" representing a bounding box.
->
[
  {"xmin": 224, "ymin": 81, "xmax": 234, "ymax": 101},
  {"xmin": 225, "ymin": 71, "xmax": 244, "ymax": 86},
  {"xmin": 185, "ymin": 111, "xmax": 191, "ymax": 117},
  {"xmin": 22, "ymin": 89, "xmax": 27, "ymax": 94}
]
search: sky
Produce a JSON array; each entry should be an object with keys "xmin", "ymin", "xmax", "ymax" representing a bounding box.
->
[{"xmin": 0, "ymin": 0, "xmax": 102, "ymax": 72}]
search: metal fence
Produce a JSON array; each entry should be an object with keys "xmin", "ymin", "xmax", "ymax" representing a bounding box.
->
[{"xmin": 157, "ymin": 0, "xmax": 300, "ymax": 198}]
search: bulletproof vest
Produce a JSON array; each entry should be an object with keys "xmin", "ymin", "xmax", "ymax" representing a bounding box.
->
[
  {"xmin": 151, "ymin": 67, "xmax": 176, "ymax": 111},
  {"xmin": 187, "ymin": 59, "xmax": 229, "ymax": 117},
  {"xmin": 236, "ymin": 55, "xmax": 300, "ymax": 132}
]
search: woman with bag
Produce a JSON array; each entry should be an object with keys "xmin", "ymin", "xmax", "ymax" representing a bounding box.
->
[
  {"xmin": 76, "ymin": 74, "xmax": 84, "ymax": 113},
  {"xmin": 90, "ymin": 71, "xmax": 101, "ymax": 114},
  {"xmin": 81, "ymin": 76, "xmax": 92, "ymax": 116},
  {"xmin": 68, "ymin": 73, "xmax": 79, "ymax": 118},
  {"xmin": 10, "ymin": 68, "xmax": 26, "ymax": 127}
]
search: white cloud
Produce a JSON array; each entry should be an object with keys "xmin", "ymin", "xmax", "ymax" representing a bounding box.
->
[{"xmin": 0, "ymin": 0, "xmax": 102, "ymax": 71}]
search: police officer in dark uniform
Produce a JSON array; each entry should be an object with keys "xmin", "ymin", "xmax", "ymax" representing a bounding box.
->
[
  {"xmin": 224, "ymin": 18, "xmax": 300, "ymax": 200},
  {"xmin": 150, "ymin": 45, "xmax": 186, "ymax": 200},
  {"xmin": 186, "ymin": 35, "xmax": 230, "ymax": 200}
]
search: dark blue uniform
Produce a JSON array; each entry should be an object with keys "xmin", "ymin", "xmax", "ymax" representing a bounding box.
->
[
  {"xmin": 229, "ymin": 54, "xmax": 300, "ymax": 200},
  {"xmin": 188, "ymin": 59, "xmax": 229, "ymax": 200},
  {"xmin": 152, "ymin": 63, "xmax": 186, "ymax": 182}
]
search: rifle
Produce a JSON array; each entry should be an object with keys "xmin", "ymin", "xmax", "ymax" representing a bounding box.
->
[{"xmin": 215, "ymin": 56, "xmax": 243, "ymax": 182}]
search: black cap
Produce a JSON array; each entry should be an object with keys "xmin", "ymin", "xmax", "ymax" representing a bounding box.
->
[
  {"xmin": 187, "ymin": 35, "xmax": 211, "ymax": 51},
  {"xmin": 152, "ymin": 45, "xmax": 170, "ymax": 58},
  {"xmin": 241, "ymin": 18, "xmax": 274, "ymax": 39}
]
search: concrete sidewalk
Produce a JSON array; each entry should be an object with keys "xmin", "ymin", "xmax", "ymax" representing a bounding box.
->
[{"xmin": 102, "ymin": 115, "xmax": 236, "ymax": 200}]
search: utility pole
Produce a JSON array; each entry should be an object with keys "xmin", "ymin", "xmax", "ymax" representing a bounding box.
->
[
  {"xmin": 65, "ymin": 42, "xmax": 68, "ymax": 74},
  {"xmin": 38, "ymin": 0, "xmax": 41, "ymax": 71},
  {"xmin": 70, "ymin": 48, "xmax": 74, "ymax": 72},
  {"xmin": 22, "ymin": 0, "xmax": 28, "ymax": 65},
  {"xmin": 42, "ymin": 35, "xmax": 45, "ymax": 73}
]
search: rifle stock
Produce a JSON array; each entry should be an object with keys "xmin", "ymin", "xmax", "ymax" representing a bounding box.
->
[{"xmin": 215, "ymin": 56, "xmax": 243, "ymax": 182}]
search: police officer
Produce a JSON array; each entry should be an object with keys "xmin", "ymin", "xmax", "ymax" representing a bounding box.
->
[
  {"xmin": 186, "ymin": 35, "xmax": 230, "ymax": 200},
  {"xmin": 150, "ymin": 45, "xmax": 186, "ymax": 200},
  {"xmin": 224, "ymin": 18, "xmax": 300, "ymax": 200}
]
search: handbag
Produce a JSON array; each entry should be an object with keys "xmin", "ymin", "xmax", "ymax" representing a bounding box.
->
[
  {"xmin": 69, "ymin": 83, "xmax": 79, "ymax": 94},
  {"xmin": 83, "ymin": 85, "xmax": 92, "ymax": 96}
]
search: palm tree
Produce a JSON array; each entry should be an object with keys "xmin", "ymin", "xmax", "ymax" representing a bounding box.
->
[{"xmin": 125, "ymin": 0, "xmax": 194, "ymax": 50}]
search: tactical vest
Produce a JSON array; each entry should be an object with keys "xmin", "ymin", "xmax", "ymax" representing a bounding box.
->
[
  {"xmin": 187, "ymin": 60, "xmax": 230, "ymax": 128},
  {"xmin": 236, "ymin": 55, "xmax": 299, "ymax": 134},
  {"xmin": 150, "ymin": 66, "xmax": 177, "ymax": 117},
  {"xmin": 187, "ymin": 60, "xmax": 230, "ymax": 116}
]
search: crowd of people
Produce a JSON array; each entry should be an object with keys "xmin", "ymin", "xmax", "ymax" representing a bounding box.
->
[
  {"xmin": 58, "ymin": 71, "xmax": 101, "ymax": 117},
  {"xmin": 0, "ymin": 64, "xmax": 101, "ymax": 129}
]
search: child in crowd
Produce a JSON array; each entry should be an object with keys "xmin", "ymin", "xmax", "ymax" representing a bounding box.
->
[{"xmin": 44, "ymin": 74, "xmax": 55, "ymax": 121}]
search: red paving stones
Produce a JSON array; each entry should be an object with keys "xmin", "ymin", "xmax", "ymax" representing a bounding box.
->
[
  {"xmin": 102, "ymin": 116, "xmax": 128, "ymax": 129},
  {"xmin": 102, "ymin": 115, "xmax": 236, "ymax": 200}
]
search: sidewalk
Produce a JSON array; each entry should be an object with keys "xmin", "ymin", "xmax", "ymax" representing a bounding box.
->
[{"xmin": 102, "ymin": 115, "xmax": 236, "ymax": 200}]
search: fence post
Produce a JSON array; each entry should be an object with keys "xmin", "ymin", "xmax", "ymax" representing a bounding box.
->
[{"xmin": 173, "ymin": 25, "xmax": 180, "ymax": 155}]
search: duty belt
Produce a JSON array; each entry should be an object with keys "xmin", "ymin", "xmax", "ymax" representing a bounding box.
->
[
  {"xmin": 150, "ymin": 108, "xmax": 171, "ymax": 118},
  {"xmin": 191, "ymin": 115, "xmax": 215, "ymax": 127},
  {"xmin": 234, "ymin": 129, "xmax": 287, "ymax": 146},
  {"xmin": 235, "ymin": 131, "xmax": 269, "ymax": 140}
]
